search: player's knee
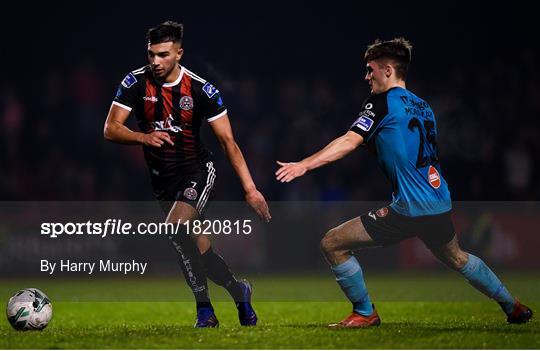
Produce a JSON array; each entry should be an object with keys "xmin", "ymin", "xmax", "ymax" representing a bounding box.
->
[
  {"xmin": 320, "ymin": 228, "xmax": 339, "ymax": 254},
  {"xmin": 440, "ymin": 249, "xmax": 469, "ymax": 271},
  {"xmin": 454, "ymin": 250, "xmax": 469, "ymax": 270},
  {"xmin": 194, "ymin": 235, "xmax": 211, "ymax": 254}
]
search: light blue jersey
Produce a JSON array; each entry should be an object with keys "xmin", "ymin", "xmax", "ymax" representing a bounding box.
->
[{"xmin": 350, "ymin": 87, "xmax": 451, "ymax": 217}]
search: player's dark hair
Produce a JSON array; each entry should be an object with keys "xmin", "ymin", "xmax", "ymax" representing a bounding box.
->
[
  {"xmin": 364, "ymin": 38, "xmax": 412, "ymax": 80},
  {"xmin": 147, "ymin": 20, "xmax": 184, "ymax": 45}
]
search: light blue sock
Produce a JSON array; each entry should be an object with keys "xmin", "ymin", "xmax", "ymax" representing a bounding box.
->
[
  {"xmin": 459, "ymin": 254, "xmax": 515, "ymax": 314},
  {"xmin": 331, "ymin": 256, "xmax": 373, "ymax": 316}
]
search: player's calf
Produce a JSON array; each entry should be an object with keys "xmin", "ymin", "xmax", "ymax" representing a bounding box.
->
[{"xmin": 321, "ymin": 218, "xmax": 379, "ymax": 321}]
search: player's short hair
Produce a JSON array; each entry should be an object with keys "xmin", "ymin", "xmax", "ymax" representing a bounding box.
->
[
  {"xmin": 364, "ymin": 38, "xmax": 412, "ymax": 80},
  {"xmin": 147, "ymin": 20, "xmax": 184, "ymax": 45}
]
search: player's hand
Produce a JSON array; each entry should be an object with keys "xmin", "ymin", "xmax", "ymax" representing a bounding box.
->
[
  {"xmin": 141, "ymin": 131, "xmax": 174, "ymax": 147},
  {"xmin": 275, "ymin": 161, "xmax": 307, "ymax": 183},
  {"xmin": 245, "ymin": 189, "xmax": 271, "ymax": 222}
]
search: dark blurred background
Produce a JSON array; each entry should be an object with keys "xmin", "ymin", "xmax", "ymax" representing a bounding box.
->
[
  {"xmin": 0, "ymin": 2, "xmax": 539, "ymax": 277},
  {"xmin": 1, "ymin": 2, "xmax": 538, "ymax": 202}
]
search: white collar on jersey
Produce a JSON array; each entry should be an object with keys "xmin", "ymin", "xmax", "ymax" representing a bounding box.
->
[{"xmin": 162, "ymin": 66, "xmax": 184, "ymax": 87}]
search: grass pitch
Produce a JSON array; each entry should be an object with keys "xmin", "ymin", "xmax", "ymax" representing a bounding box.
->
[{"xmin": 0, "ymin": 273, "xmax": 538, "ymax": 349}]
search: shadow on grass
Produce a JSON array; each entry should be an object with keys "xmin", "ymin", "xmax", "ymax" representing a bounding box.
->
[{"xmin": 280, "ymin": 321, "xmax": 537, "ymax": 335}]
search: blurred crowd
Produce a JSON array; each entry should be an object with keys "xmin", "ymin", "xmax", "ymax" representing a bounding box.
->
[{"xmin": 1, "ymin": 48, "xmax": 538, "ymax": 202}]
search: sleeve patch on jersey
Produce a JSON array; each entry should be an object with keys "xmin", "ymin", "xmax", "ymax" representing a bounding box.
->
[
  {"xmin": 202, "ymin": 82, "xmax": 219, "ymax": 98},
  {"xmin": 121, "ymin": 73, "xmax": 137, "ymax": 88},
  {"xmin": 353, "ymin": 115, "xmax": 374, "ymax": 132}
]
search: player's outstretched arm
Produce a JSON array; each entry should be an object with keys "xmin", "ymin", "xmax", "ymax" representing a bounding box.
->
[
  {"xmin": 103, "ymin": 104, "xmax": 174, "ymax": 147},
  {"xmin": 209, "ymin": 114, "xmax": 271, "ymax": 222},
  {"xmin": 276, "ymin": 131, "xmax": 363, "ymax": 183}
]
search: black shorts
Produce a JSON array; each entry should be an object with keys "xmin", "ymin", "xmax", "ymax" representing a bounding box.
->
[
  {"xmin": 150, "ymin": 161, "xmax": 216, "ymax": 215},
  {"xmin": 360, "ymin": 206, "xmax": 455, "ymax": 248}
]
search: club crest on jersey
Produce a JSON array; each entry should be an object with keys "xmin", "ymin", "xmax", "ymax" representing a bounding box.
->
[
  {"xmin": 179, "ymin": 96, "xmax": 194, "ymax": 111},
  {"xmin": 121, "ymin": 73, "xmax": 137, "ymax": 88},
  {"xmin": 354, "ymin": 115, "xmax": 374, "ymax": 132},
  {"xmin": 183, "ymin": 187, "xmax": 198, "ymax": 201},
  {"xmin": 428, "ymin": 165, "xmax": 441, "ymax": 189},
  {"xmin": 376, "ymin": 207, "xmax": 389, "ymax": 218},
  {"xmin": 202, "ymin": 82, "xmax": 219, "ymax": 98}
]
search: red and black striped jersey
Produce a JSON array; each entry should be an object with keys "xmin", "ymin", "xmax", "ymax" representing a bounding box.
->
[{"xmin": 112, "ymin": 65, "xmax": 227, "ymax": 172}]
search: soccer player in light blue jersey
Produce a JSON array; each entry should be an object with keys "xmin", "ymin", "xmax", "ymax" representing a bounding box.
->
[{"xmin": 276, "ymin": 38, "xmax": 532, "ymax": 328}]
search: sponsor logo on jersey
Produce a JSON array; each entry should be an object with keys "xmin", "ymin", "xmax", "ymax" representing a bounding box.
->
[
  {"xmin": 368, "ymin": 211, "xmax": 377, "ymax": 220},
  {"xmin": 143, "ymin": 96, "xmax": 158, "ymax": 102},
  {"xmin": 151, "ymin": 114, "xmax": 182, "ymax": 133},
  {"xmin": 121, "ymin": 73, "xmax": 137, "ymax": 88},
  {"xmin": 179, "ymin": 96, "xmax": 194, "ymax": 110},
  {"xmin": 376, "ymin": 207, "xmax": 389, "ymax": 218},
  {"xmin": 358, "ymin": 109, "xmax": 375, "ymax": 118},
  {"xmin": 365, "ymin": 103, "xmax": 373, "ymax": 110},
  {"xmin": 183, "ymin": 187, "xmax": 198, "ymax": 200},
  {"xmin": 354, "ymin": 115, "xmax": 374, "ymax": 132},
  {"xmin": 202, "ymin": 82, "xmax": 219, "ymax": 98},
  {"xmin": 428, "ymin": 165, "xmax": 441, "ymax": 189}
]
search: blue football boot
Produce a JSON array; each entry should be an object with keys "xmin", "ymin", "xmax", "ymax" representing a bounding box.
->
[
  {"xmin": 236, "ymin": 279, "xmax": 258, "ymax": 326},
  {"xmin": 194, "ymin": 307, "xmax": 219, "ymax": 328}
]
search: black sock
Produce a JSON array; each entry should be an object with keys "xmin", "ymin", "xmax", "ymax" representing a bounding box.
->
[
  {"xmin": 202, "ymin": 247, "xmax": 244, "ymax": 302},
  {"xmin": 167, "ymin": 232, "xmax": 212, "ymax": 309}
]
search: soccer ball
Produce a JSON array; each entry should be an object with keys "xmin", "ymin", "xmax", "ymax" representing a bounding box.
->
[{"xmin": 6, "ymin": 288, "xmax": 53, "ymax": 330}]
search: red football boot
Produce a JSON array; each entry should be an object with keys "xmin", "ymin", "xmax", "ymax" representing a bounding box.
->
[
  {"xmin": 507, "ymin": 300, "xmax": 533, "ymax": 324},
  {"xmin": 328, "ymin": 306, "xmax": 381, "ymax": 329}
]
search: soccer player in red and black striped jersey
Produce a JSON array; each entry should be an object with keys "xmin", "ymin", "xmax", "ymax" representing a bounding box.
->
[{"xmin": 104, "ymin": 20, "xmax": 271, "ymax": 328}]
